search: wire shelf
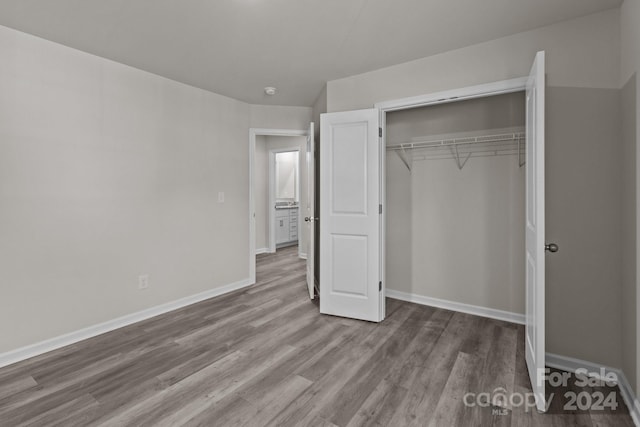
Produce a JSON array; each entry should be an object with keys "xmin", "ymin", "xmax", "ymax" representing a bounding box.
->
[{"xmin": 386, "ymin": 129, "xmax": 525, "ymax": 171}]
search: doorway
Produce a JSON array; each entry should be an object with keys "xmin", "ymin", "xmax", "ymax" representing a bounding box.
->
[{"xmin": 249, "ymin": 126, "xmax": 316, "ymax": 300}]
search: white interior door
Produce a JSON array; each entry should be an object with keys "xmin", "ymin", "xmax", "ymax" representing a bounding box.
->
[
  {"xmin": 305, "ymin": 122, "xmax": 315, "ymax": 299},
  {"xmin": 525, "ymin": 50, "xmax": 546, "ymax": 412},
  {"xmin": 320, "ymin": 109, "xmax": 381, "ymax": 322}
]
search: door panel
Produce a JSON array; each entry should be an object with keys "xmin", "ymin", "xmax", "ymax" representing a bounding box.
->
[
  {"xmin": 331, "ymin": 235, "xmax": 368, "ymax": 296},
  {"xmin": 331, "ymin": 124, "xmax": 368, "ymax": 214},
  {"xmin": 306, "ymin": 122, "xmax": 315, "ymax": 299},
  {"xmin": 525, "ymin": 50, "xmax": 546, "ymax": 413},
  {"xmin": 320, "ymin": 109, "xmax": 381, "ymax": 322}
]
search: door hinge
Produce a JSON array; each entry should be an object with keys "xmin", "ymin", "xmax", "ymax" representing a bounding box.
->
[
  {"xmin": 379, "ymin": 127, "xmax": 382, "ymax": 138},
  {"xmin": 379, "ymin": 204, "xmax": 382, "ymax": 214},
  {"xmin": 379, "ymin": 281, "xmax": 382, "ymax": 291}
]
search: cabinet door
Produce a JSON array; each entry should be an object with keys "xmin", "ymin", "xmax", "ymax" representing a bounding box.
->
[{"xmin": 276, "ymin": 215, "xmax": 290, "ymax": 244}]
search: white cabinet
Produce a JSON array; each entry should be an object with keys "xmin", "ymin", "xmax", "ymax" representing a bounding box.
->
[{"xmin": 275, "ymin": 207, "xmax": 298, "ymax": 245}]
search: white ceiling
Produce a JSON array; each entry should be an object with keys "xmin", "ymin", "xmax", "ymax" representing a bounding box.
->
[{"xmin": 0, "ymin": 0, "xmax": 621, "ymax": 106}]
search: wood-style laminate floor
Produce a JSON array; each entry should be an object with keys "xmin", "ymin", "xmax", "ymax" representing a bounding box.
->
[{"xmin": 0, "ymin": 246, "xmax": 634, "ymax": 426}]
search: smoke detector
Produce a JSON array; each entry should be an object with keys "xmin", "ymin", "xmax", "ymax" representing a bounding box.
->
[{"xmin": 264, "ymin": 87, "xmax": 277, "ymax": 96}]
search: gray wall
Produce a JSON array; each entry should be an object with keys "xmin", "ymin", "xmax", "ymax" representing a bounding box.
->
[
  {"xmin": 545, "ymin": 87, "xmax": 623, "ymax": 369},
  {"xmin": 620, "ymin": 0, "xmax": 640, "ymax": 397},
  {"xmin": 621, "ymin": 74, "xmax": 637, "ymax": 394},
  {"xmin": 311, "ymin": 86, "xmax": 327, "ymax": 143},
  {"xmin": 385, "ymin": 153, "xmax": 412, "ymax": 301},
  {"xmin": 249, "ymin": 105, "xmax": 312, "ymax": 130},
  {"xmin": 327, "ymin": 9, "xmax": 620, "ymax": 113},
  {"xmin": 386, "ymin": 92, "xmax": 525, "ymax": 139},
  {"xmin": 0, "ymin": 25, "xmax": 251, "ymax": 353},
  {"xmin": 411, "ymin": 157, "xmax": 525, "ymax": 314}
]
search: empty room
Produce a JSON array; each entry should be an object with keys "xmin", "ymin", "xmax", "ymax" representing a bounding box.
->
[{"xmin": 0, "ymin": 1, "xmax": 639, "ymax": 426}]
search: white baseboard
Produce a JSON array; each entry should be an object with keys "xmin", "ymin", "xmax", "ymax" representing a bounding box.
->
[
  {"xmin": 545, "ymin": 352, "xmax": 619, "ymax": 381},
  {"xmin": 0, "ymin": 277, "xmax": 254, "ymax": 369},
  {"xmin": 386, "ymin": 289, "xmax": 525, "ymax": 325},
  {"xmin": 255, "ymin": 247, "xmax": 269, "ymax": 255},
  {"xmin": 298, "ymin": 252, "xmax": 307, "ymax": 260},
  {"xmin": 546, "ymin": 353, "xmax": 640, "ymax": 426}
]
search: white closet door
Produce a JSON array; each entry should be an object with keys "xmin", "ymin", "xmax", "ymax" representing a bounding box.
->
[
  {"xmin": 525, "ymin": 50, "xmax": 546, "ymax": 412},
  {"xmin": 305, "ymin": 122, "xmax": 315, "ymax": 300},
  {"xmin": 320, "ymin": 109, "xmax": 382, "ymax": 322}
]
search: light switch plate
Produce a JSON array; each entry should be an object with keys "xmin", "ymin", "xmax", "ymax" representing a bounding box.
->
[{"xmin": 138, "ymin": 274, "xmax": 149, "ymax": 290}]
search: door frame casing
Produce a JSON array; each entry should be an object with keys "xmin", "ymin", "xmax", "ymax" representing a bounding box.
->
[
  {"xmin": 306, "ymin": 122, "xmax": 316, "ymax": 300},
  {"xmin": 374, "ymin": 76, "xmax": 529, "ymax": 324},
  {"xmin": 249, "ymin": 128, "xmax": 308, "ymax": 284}
]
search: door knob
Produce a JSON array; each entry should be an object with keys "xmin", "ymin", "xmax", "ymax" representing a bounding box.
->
[
  {"xmin": 304, "ymin": 217, "xmax": 319, "ymax": 222},
  {"xmin": 545, "ymin": 243, "xmax": 559, "ymax": 253}
]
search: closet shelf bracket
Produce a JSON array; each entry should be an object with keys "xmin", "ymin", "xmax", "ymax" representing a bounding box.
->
[
  {"xmin": 451, "ymin": 145, "xmax": 472, "ymax": 170},
  {"xmin": 396, "ymin": 146, "xmax": 412, "ymax": 171}
]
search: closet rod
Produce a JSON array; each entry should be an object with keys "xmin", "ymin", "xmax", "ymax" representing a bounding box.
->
[
  {"xmin": 412, "ymin": 150, "xmax": 521, "ymax": 162},
  {"xmin": 398, "ymin": 139, "xmax": 521, "ymax": 154}
]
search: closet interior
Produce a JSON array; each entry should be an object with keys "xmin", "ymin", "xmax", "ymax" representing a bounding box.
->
[{"xmin": 385, "ymin": 91, "xmax": 527, "ymax": 316}]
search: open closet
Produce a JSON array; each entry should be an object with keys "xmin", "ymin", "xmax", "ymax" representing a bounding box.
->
[{"xmin": 385, "ymin": 91, "xmax": 527, "ymax": 318}]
